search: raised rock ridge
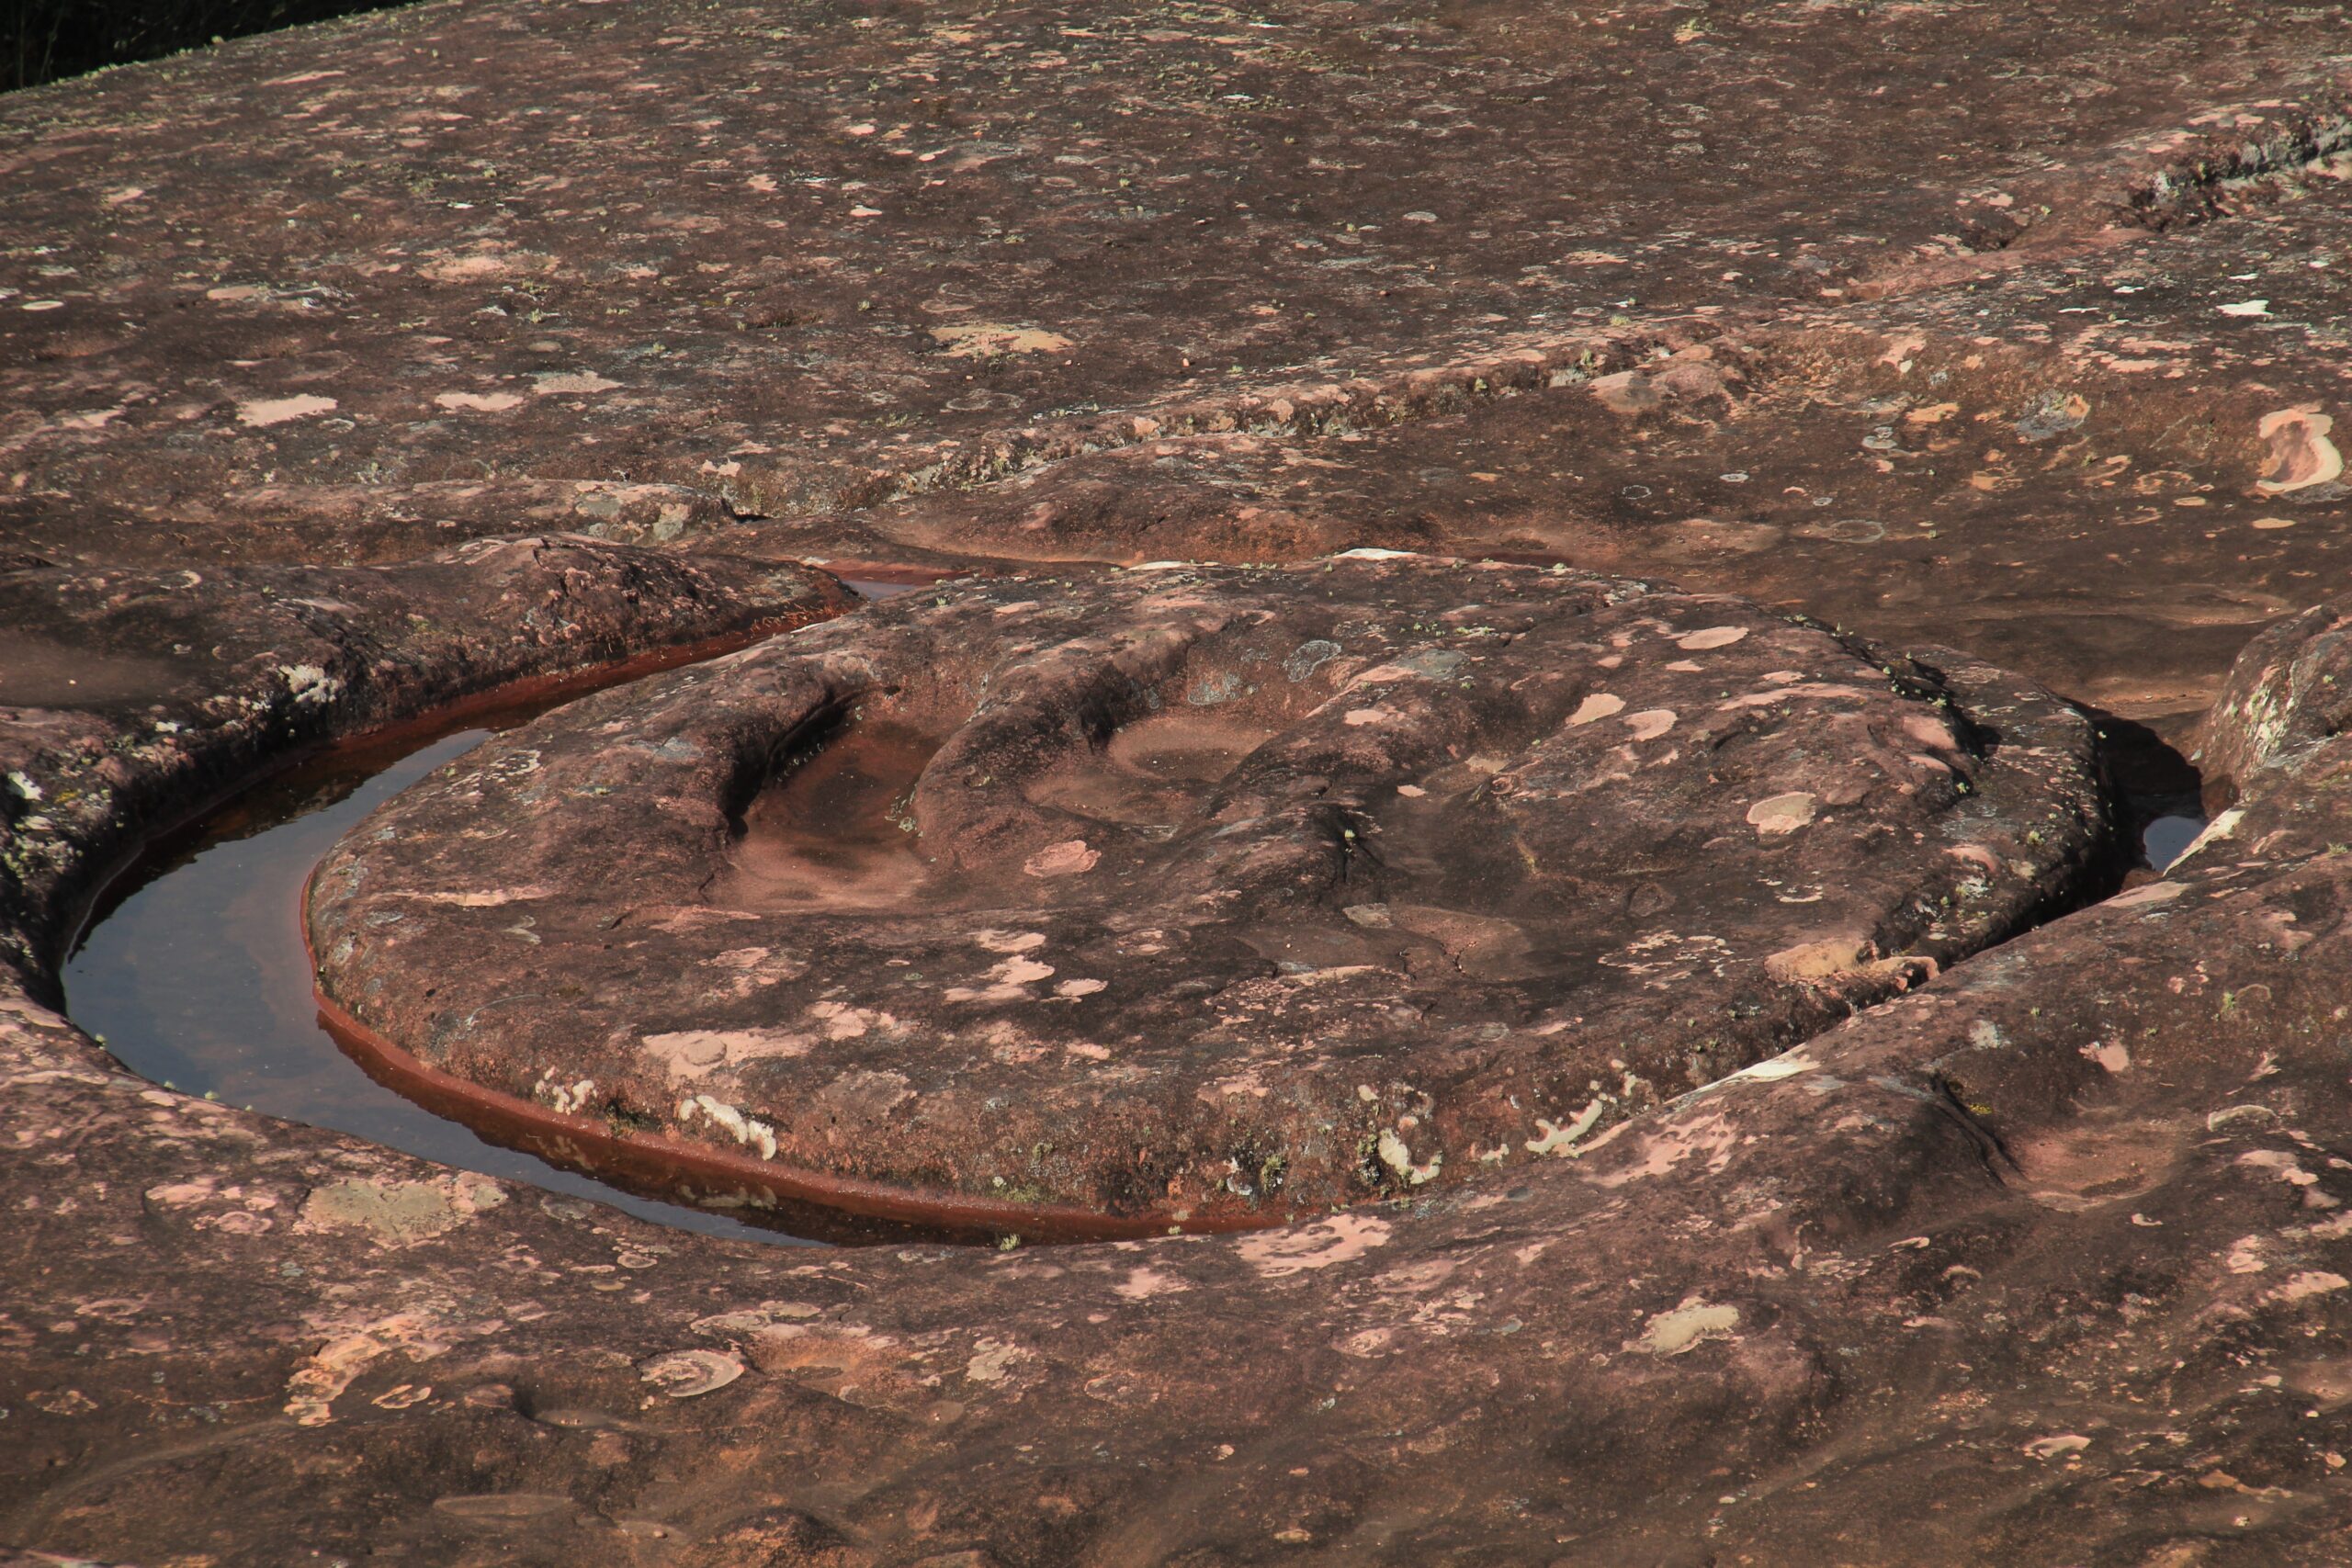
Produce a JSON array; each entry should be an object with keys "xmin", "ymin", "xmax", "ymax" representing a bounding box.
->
[
  {"xmin": 310, "ymin": 554, "xmax": 2108, "ymax": 1229},
  {"xmin": 0, "ymin": 535, "xmax": 849, "ymax": 989}
]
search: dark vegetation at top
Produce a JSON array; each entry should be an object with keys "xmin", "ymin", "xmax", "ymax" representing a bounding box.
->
[{"xmin": 6, "ymin": 0, "xmax": 414, "ymax": 92}]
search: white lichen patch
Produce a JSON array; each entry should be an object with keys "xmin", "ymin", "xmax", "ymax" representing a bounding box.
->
[
  {"xmin": 1376, "ymin": 1128, "xmax": 1443, "ymax": 1185},
  {"xmin": 964, "ymin": 1337, "xmax": 1027, "ymax": 1382},
  {"xmin": 535, "ymin": 1073, "xmax": 595, "ymax": 1115},
  {"xmin": 295, "ymin": 1173, "xmax": 505, "ymax": 1246},
  {"xmin": 1631, "ymin": 1298, "xmax": 1740, "ymax": 1355},
  {"xmin": 677, "ymin": 1093, "xmax": 780, "ymax": 1160},
  {"xmin": 2255, "ymin": 407, "xmax": 2344, "ymax": 495},
  {"xmin": 643, "ymin": 1028, "xmax": 814, "ymax": 1077},
  {"xmin": 1525, "ymin": 1097, "xmax": 1607, "ymax": 1156},
  {"xmin": 277, "ymin": 663, "xmax": 342, "ymax": 706},
  {"xmin": 532, "ymin": 370, "xmax": 622, "ymax": 395}
]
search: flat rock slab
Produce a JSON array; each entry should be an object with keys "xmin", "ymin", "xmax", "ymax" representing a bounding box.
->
[
  {"xmin": 3, "ymin": 0, "xmax": 2347, "ymax": 554},
  {"xmin": 822, "ymin": 164, "xmax": 2352, "ymax": 736},
  {"xmin": 310, "ymin": 555, "xmax": 2109, "ymax": 1228}
]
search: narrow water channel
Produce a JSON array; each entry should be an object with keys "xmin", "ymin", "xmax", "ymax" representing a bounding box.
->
[
  {"xmin": 61, "ymin": 581, "xmax": 932, "ymax": 1246},
  {"xmin": 64, "ymin": 720, "xmax": 825, "ymax": 1244}
]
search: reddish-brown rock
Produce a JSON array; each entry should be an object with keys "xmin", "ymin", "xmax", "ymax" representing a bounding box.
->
[
  {"xmin": 5, "ymin": 0, "xmax": 2352, "ymax": 1562},
  {"xmin": 1, "ymin": 578, "xmax": 2349, "ymax": 1563},
  {"xmin": 308, "ymin": 555, "xmax": 2109, "ymax": 1231}
]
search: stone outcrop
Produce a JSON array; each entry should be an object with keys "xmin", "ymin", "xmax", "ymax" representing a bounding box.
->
[
  {"xmin": 309, "ymin": 555, "xmax": 2108, "ymax": 1230},
  {"xmin": 0, "ymin": 536, "xmax": 848, "ymax": 991}
]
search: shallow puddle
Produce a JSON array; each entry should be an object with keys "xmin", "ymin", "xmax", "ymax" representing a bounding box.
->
[
  {"xmin": 60, "ymin": 579, "xmax": 946, "ymax": 1247},
  {"xmin": 2142, "ymin": 813, "xmax": 2210, "ymax": 872},
  {"xmin": 64, "ymin": 720, "xmax": 817, "ymax": 1245}
]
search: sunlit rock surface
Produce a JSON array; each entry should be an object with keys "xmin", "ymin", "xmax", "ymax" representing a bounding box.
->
[
  {"xmin": 3, "ymin": 0, "xmax": 2352, "ymax": 1561},
  {"xmin": 309, "ymin": 556, "xmax": 2106, "ymax": 1226}
]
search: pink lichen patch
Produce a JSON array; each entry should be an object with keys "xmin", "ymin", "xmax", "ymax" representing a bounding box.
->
[
  {"xmin": 1624, "ymin": 708, "xmax": 1678, "ymax": 741},
  {"xmin": 434, "ymin": 391, "xmax": 525, "ymax": 413},
  {"xmin": 236, "ymin": 394, "xmax": 338, "ymax": 428},
  {"xmin": 1569, "ymin": 693, "xmax": 1625, "ymax": 725},
  {"xmin": 932, "ymin": 323, "xmax": 1074, "ymax": 357},
  {"xmin": 1236, "ymin": 1214, "xmax": 1395, "ymax": 1278},
  {"xmin": 1023, "ymin": 840, "xmax": 1100, "ymax": 877}
]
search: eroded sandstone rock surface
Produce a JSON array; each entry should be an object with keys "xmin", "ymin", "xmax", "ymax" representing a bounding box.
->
[
  {"xmin": 309, "ymin": 556, "xmax": 2108, "ymax": 1229},
  {"xmin": 2, "ymin": 581, "xmax": 2351, "ymax": 1563},
  {"xmin": 5, "ymin": 0, "xmax": 2352, "ymax": 1561}
]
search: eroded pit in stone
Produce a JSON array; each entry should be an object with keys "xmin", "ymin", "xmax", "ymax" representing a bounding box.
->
[
  {"xmin": 308, "ymin": 555, "xmax": 2117, "ymax": 1235},
  {"xmin": 728, "ymin": 716, "xmax": 942, "ymax": 912}
]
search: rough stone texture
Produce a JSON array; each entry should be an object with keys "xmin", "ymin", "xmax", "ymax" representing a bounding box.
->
[
  {"xmin": 6, "ymin": 0, "xmax": 2352, "ymax": 1560},
  {"xmin": 816, "ymin": 161, "xmax": 2352, "ymax": 736},
  {"xmin": 4, "ymin": 0, "xmax": 2349, "ymax": 746},
  {"xmin": 0, "ymin": 0, "xmax": 2342, "ymax": 527},
  {"xmin": 309, "ymin": 556, "xmax": 2107, "ymax": 1229},
  {"xmin": 0, "ymin": 536, "xmax": 851, "ymax": 989},
  {"xmin": 3, "ymin": 591, "xmax": 2352, "ymax": 1562},
  {"xmin": 2195, "ymin": 596, "xmax": 2352, "ymax": 805}
]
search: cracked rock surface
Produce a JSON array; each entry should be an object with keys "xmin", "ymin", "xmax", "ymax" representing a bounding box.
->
[
  {"xmin": 4, "ymin": 589, "xmax": 2352, "ymax": 1562},
  {"xmin": 310, "ymin": 556, "xmax": 2108, "ymax": 1227}
]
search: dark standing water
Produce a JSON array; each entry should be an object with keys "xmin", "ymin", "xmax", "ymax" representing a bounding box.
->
[
  {"xmin": 2143, "ymin": 813, "xmax": 2210, "ymax": 873},
  {"xmin": 61, "ymin": 580, "xmax": 935, "ymax": 1246},
  {"xmin": 63, "ymin": 722, "xmax": 813, "ymax": 1243}
]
